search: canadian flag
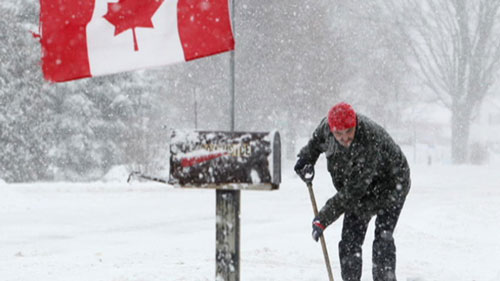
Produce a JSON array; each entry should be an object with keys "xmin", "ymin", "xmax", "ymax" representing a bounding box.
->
[{"xmin": 39, "ymin": 0, "xmax": 235, "ymax": 82}]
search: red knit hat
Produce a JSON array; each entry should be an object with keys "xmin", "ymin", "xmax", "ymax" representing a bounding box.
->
[{"xmin": 328, "ymin": 102, "xmax": 357, "ymax": 132}]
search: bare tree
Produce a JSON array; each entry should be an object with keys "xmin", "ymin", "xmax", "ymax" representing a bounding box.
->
[{"xmin": 387, "ymin": 0, "xmax": 500, "ymax": 163}]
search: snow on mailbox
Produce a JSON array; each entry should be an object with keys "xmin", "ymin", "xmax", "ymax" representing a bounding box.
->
[{"xmin": 169, "ymin": 130, "xmax": 280, "ymax": 190}]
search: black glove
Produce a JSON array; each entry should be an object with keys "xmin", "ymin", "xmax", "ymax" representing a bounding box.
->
[
  {"xmin": 294, "ymin": 158, "xmax": 314, "ymax": 179},
  {"xmin": 294, "ymin": 157, "xmax": 308, "ymax": 175},
  {"xmin": 312, "ymin": 217, "xmax": 325, "ymax": 242}
]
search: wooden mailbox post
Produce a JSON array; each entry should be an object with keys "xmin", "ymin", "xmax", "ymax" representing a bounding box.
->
[{"xmin": 169, "ymin": 130, "xmax": 281, "ymax": 281}]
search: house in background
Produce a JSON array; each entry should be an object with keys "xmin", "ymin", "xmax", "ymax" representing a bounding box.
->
[{"xmin": 470, "ymin": 94, "xmax": 500, "ymax": 163}]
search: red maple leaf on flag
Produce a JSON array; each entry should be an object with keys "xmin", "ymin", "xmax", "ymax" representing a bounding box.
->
[{"xmin": 103, "ymin": 0, "xmax": 165, "ymax": 51}]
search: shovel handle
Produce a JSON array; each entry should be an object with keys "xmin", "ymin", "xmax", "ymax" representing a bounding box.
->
[{"xmin": 307, "ymin": 183, "xmax": 335, "ymax": 281}]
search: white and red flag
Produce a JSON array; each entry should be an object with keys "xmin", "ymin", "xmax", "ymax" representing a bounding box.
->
[{"xmin": 39, "ymin": 0, "xmax": 234, "ymax": 82}]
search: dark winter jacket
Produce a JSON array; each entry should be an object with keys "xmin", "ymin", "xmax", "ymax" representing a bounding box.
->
[{"xmin": 298, "ymin": 114, "xmax": 411, "ymax": 227}]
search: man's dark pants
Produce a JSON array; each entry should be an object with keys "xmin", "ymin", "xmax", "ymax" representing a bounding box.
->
[{"xmin": 338, "ymin": 200, "xmax": 405, "ymax": 281}]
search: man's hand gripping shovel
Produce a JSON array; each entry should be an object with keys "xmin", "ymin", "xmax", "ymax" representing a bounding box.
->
[{"xmin": 300, "ymin": 164, "xmax": 335, "ymax": 281}]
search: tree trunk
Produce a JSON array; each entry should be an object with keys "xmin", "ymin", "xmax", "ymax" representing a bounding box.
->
[{"xmin": 451, "ymin": 104, "xmax": 473, "ymax": 164}]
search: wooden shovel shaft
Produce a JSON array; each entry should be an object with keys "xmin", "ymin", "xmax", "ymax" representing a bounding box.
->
[{"xmin": 307, "ymin": 182, "xmax": 335, "ymax": 281}]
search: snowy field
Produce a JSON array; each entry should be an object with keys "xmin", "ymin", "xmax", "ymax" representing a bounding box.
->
[{"xmin": 1, "ymin": 162, "xmax": 500, "ymax": 281}]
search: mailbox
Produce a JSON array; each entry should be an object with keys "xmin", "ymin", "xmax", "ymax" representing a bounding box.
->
[{"xmin": 169, "ymin": 130, "xmax": 280, "ymax": 190}]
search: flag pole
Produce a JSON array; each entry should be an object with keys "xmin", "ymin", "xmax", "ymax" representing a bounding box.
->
[
  {"xmin": 229, "ymin": 0, "xmax": 235, "ymax": 131},
  {"xmin": 215, "ymin": 0, "xmax": 240, "ymax": 280}
]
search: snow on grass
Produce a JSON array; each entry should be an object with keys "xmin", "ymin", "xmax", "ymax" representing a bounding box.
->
[{"xmin": 1, "ymin": 163, "xmax": 500, "ymax": 281}]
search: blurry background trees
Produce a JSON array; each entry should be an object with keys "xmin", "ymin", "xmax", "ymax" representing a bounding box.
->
[
  {"xmin": 1, "ymin": 0, "xmax": 499, "ymax": 182},
  {"xmin": 384, "ymin": 0, "xmax": 500, "ymax": 164}
]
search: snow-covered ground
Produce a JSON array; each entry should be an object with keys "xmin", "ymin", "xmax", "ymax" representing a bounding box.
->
[{"xmin": 1, "ymin": 162, "xmax": 500, "ymax": 281}]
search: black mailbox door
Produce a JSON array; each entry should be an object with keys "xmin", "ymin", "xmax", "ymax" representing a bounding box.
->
[{"xmin": 169, "ymin": 130, "xmax": 280, "ymax": 189}]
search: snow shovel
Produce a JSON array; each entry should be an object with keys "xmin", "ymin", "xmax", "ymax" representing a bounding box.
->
[{"xmin": 300, "ymin": 165, "xmax": 335, "ymax": 281}]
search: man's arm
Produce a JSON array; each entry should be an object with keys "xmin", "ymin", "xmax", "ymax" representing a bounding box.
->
[
  {"xmin": 317, "ymin": 148, "xmax": 380, "ymax": 226},
  {"xmin": 297, "ymin": 118, "xmax": 330, "ymax": 164}
]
